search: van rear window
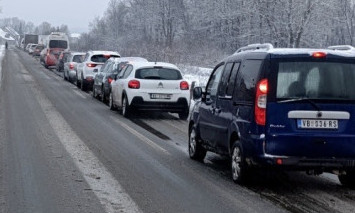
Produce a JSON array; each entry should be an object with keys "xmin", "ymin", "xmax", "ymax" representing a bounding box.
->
[
  {"xmin": 49, "ymin": 40, "xmax": 68, "ymax": 49},
  {"xmin": 135, "ymin": 68, "xmax": 182, "ymax": 80},
  {"xmin": 277, "ymin": 61, "xmax": 355, "ymax": 100}
]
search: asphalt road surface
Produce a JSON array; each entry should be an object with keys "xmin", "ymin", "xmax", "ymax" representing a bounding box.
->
[{"xmin": 0, "ymin": 48, "xmax": 355, "ymax": 213}]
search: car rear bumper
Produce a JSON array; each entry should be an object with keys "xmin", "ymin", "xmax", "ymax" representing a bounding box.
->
[
  {"xmin": 130, "ymin": 97, "xmax": 189, "ymax": 112},
  {"xmin": 256, "ymin": 154, "xmax": 355, "ymax": 170}
]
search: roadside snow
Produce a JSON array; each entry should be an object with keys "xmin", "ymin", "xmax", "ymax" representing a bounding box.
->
[
  {"xmin": 0, "ymin": 45, "xmax": 6, "ymax": 87},
  {"xmin": 179, "ymin": 64, "xmax": 212, "ymax": 87}
]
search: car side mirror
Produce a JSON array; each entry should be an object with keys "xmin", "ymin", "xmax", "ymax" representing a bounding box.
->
[
  {"xmin": 193, "ymin": 87, "xmax": 202, "ymax": 100},
  {"xmin": 93, "ymin": 69, "xmax": 98, "ymax": 73}
]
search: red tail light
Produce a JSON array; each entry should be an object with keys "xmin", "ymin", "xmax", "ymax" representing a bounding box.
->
[
  {"xmin": 312, "ymin": 52, "xmax": 327, "ymax": 58},
  {"xmin": 108, "ymin": 77, "xmax": 113, "ymax": 84},
  {"xmin": 69, "ymin": 63, "xmax": 74, "ymax": 70},
  {"xmin": 255, "ymin": 79, "xmax": 268, "ymax": 126},
  {"xmin": 87, "ymin": 63, "xmax": 97, "ymax": 68},
  {"xmin": 128, "ymin": 80, "xmax": 140, "ymax": 89},
  {"xmin": 180, "ymin": 81, "xmax": 189, "ymax": 90}
]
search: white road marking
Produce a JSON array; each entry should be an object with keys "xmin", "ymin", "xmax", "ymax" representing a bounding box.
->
[
  {"xmin": 73, "ymin": 90, "xmax": 87, "ymax": 99},
  {"xmin": 110, "ymin": 116, "xmax": 171, "ymax": 155},
  {"xmin": 27, "ymin": 74, "xmax": 142, "ymax": 213}
]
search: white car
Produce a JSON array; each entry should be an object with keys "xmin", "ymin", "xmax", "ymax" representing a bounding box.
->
[
  {"xmin": 109, "ymin": 62, "xmax": 190, "ymax": 120},
  {"xmin": 63, "ymin": 52, "xmax": 85, "ymax": 83},
  {"xmin": 76, "ymin": 51, "xmax": 120, "ymax": 91}
]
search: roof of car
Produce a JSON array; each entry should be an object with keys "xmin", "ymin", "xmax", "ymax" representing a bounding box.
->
[
  {"xmin": 111, "ymin": 57, "xmax": 148, "ymax": 63},
  {"xmin": 228, "ymin": 44, "xmax": 355, "ymax": 61},
  {"xmin": 88, "ymin": 50, "xmax": 120, "ymax": 56},
  {"xmin": 128, "ymin": 61, "xmax": 180, "ymax": 70}
]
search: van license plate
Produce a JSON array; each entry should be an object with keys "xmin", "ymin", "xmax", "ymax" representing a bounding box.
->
[
  {"xmin": 297, "ymin": 119, "xmax": 338, "ymax": 129},
  {"xmin": 150, "ymin": 94, "xmax": 171, "ymax": 99}
]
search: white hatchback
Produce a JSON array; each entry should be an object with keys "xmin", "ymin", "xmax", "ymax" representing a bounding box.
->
[
  {"xmin": 76, "ymin": 51, "xmax": 120, "ymax": 91},
  {"xmin": 110, "ymin": 62, "xmax": 190, "ymax": 120}
]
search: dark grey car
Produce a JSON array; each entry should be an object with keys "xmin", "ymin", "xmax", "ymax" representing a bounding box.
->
[{"xmin": 93, "ymin": 57, "xmax": 148, "ymax": 103}]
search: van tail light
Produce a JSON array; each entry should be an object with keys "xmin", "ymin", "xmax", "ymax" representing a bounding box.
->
[
  {"xmin": 312, "ymin": 52, "xmax": 327, "ymax": 58},
  {"xmin": 255, "ymin": 79, "xmax": 268, "ymax": 126},
  {"xmin": 180, "ymin": 81, "xmax": 189, "ymax": 90},
  {"xmin": 108, "ymin": 77, "xmax": 113, "ymax": 84},
  {"xmin": 128, "ymin": 80, "xmax": 140, "ymax": 89},
  {"xmin": 69, "ymin": 63, "xmax": 75, "ymax": 70},
  {"xmin": 87, "ymin": 63, "xmax": 97, "ymax": 68}
]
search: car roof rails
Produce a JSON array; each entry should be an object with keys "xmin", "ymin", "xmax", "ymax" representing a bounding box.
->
[
  {"xmin": 235, "ymin": 43, "xmax": 274, "ymax": 54},
  {"xmin": 328, "ymin": 45, "xmax": 355, "ymax": 51}
]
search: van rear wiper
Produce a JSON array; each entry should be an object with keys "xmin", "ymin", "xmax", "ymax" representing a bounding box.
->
[{"xmin": 278, "ymin": 97, "xmax": 321, "ymax": 111}]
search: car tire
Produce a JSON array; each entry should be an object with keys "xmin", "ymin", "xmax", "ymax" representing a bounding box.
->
[
  {"xmin": 188, "ymin": 126, "xmax": 206, "ymax": 161},
  {"xmin": 100, "ymin": 86, "xmax": 106, "ymax": 103},
  {"xmin": 179, "ymin": 109, "xmax": 189, "ymax": 120},
  {"xmin": 231, "ymin": 141, "xmax": 250, "ymax": 184},
  {"xmin": 81, "ymin": 76, "xmax": 86, "ymax": 91},
  {"xmin": 93, "ymin": 86, "xmax": 98, "ymax": 99},
  {"xmin": 121, "ymin": 95, "xmax": 131, "ymax": 118},
  {"xmin": 109, "ymin": 92, "xmax": 117, "ymax": 111},
  {"xmin": 338, "ymin": 170, "xmax": 355, "ymax": 188}
]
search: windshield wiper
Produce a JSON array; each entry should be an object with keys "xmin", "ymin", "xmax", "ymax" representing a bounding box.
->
[{"xmin": 278, "ymin": 97, "xmax": 321, "ymax": 111}]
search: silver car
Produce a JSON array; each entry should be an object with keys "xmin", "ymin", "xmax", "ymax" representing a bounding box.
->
[{"xmin": 63, "ymin": 52, "xmax": 85, "ymax": 83}]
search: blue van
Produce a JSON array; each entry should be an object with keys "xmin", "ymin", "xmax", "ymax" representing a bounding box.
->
[{"xmin": 189, "ymin": 44, "xmax": 355, "ymax": 186}]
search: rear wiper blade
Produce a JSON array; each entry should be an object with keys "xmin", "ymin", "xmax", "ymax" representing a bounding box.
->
[{"xmin": 278, "ymin": 98, "xmax": 321, "ymax": 111}]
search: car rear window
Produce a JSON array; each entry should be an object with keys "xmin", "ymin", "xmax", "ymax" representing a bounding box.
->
[
  {"xmin": 91, "ymin": 55, "xmax": 119, "ymax": 63},
  {"xmin": 276, "ymin": 61, "xmax": 355, "ymax": 100},
  {"xmin": 135, "ymin": 68, "xmax": 182, "ymax": 80},
  {"xmin": 73, "ymin": 55, "xmax": 84, "ymax": 63},
  {"xmin": 49, "ymin": 40, "xmax": 68, "ymax": 49}
]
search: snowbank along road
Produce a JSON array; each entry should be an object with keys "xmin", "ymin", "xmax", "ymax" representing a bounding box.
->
[{"xmin": 0, "ymin": 47, "xmax": 355, "ymax": 213}]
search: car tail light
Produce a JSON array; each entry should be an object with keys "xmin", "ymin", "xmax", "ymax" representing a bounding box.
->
[
  {"xmin": 108, "ymin": 77, "xmax": 113, "ymax": 84},
  {"xmin": 87, "ymin": 63, "xmax": 97, "ymax": 68},
  {"xmin": 255, "ymin": 79, "xmax": 268, "ymax": 126},
  {"xmin": 180, "ymin": 81, "xmax": 189, "ymax": 90},
  {"xmin": 69, "ymin": 63, "xmax": 75, "ymax": 70},
  {"xmin": 312, "ymin": 52, "xmax": 327, "ymax": 58},
  {"xmin": 128, "ymin": 80, "xmax": 140, "ymax": 89}
]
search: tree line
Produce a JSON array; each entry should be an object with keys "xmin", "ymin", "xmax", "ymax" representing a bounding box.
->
[{"xmin": 2, "ymin": 0, "xmax": 355, "ymax": 67}]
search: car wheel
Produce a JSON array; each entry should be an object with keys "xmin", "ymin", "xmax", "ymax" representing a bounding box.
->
[
  {"xmin": 188, "ymin": 126, "xmax": 206, "ymax": 161},
  {"xmin": 231, "ymin": 141, "xmax": 250, "ymax": 184},
  {"xmin": 81, "ymin": 76, "xmax": 86, "ymax": 91},
  {"xmin": 109, "ymin": 92, "xmax": 116, "ymax": 111},
  {"xmin": 338, "ymin": 170, "xmax": 355, "ymax": 188},
  {"xmin": 178, "ymin": 109, "xmax": 189, "ymax": 120},
  {"xmin": 93, "ymin": 86, "xmax": 98, "ymax": 99},
  {"xmin": 100, "ymin": 86, "xmax": 106, "ymax": 103},
  {"xmin": 76, "ymin": 74, "xmax": 81, "ymax": 88},
  {"xmin": 121, "ymin": 95, "xmax": 131, "ymax": 118}
]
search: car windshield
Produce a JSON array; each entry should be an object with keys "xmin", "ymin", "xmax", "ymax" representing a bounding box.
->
[
  {"xmin": 49, "ymin": 40, "xmax": 68, "ymax": 49},
  {"xmin": 135, "ymin": 68, "xmax": 182, "ymax": 80},
  {"xmin": 276, "ymin": 61, "xmax": 355, "ymax": 101}
]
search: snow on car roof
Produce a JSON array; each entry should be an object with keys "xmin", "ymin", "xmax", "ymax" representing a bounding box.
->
[
  {"xmin": 268, "ymin": 48, "xmax": 355, "ymax": 57},
  {"xmin": 235, "ymin": 47, "xmax": 355, "ymax": 58},
  {"xmin": 112, "ymin": 57, "xmax": 148, "ymax": 63},
  {"xmin": 89, "ymin": 50, "xmax": 120, "ymax": 56},
  {"xmin": 129, "ymin": 61, "xmax": 180, "ymax": 70}
]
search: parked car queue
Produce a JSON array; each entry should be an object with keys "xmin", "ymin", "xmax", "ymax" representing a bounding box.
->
[{"xmin": 23, "ymin": 42, "xmax": 355, "ymax": 187}]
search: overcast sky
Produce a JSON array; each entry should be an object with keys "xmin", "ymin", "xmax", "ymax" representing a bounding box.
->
[{"xmin": 0, "ymin": 0, "xmax": 111, "ymax": 33}]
